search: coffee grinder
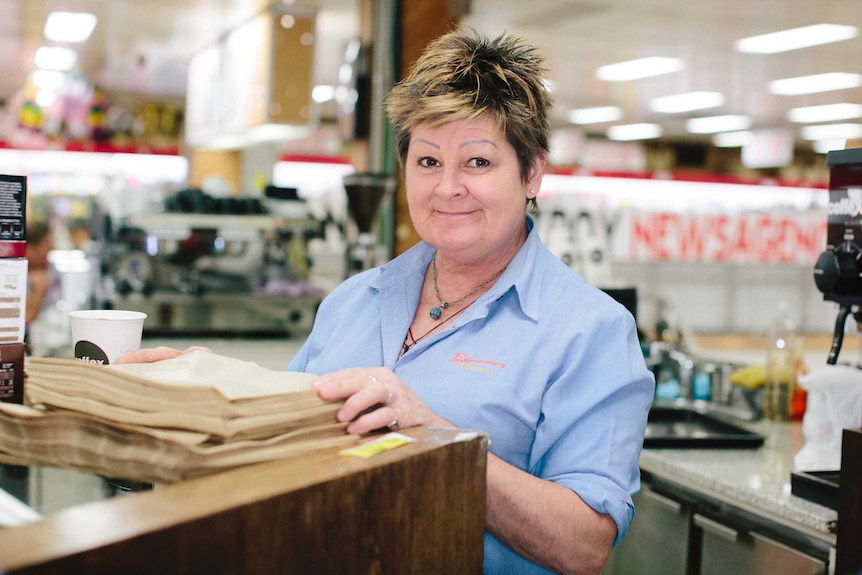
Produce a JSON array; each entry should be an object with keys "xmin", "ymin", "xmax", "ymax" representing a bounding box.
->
[
  {"xmin": 813, "ymin": 147, "xmax": 862, "ymax": 364},
  {"xmin": 343, "ymin": 173, "xmax": 395, "ymax": 276}
]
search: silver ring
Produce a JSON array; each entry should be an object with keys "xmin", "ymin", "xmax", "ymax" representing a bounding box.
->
[
  {"xmin": 387, "ymin": 408, "xmax": 399, "ymax": 431},
  {"xmin": 383, "ymin": 383, "xmax": 393, "ymax": 403}
]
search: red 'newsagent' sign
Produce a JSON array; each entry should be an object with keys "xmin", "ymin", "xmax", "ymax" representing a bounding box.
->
[{"xmin": 620, "ymin": 211, "xmax": 827, "ymax": 264}]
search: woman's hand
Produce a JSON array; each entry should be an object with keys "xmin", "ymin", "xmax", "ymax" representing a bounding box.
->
[
  {"xmin": 114, "ymin": 346, "xmax": 212, "ymax": 364},
  {"xmin": 311, "ymin": 367, "xmax": 452, "ymax": 434}
]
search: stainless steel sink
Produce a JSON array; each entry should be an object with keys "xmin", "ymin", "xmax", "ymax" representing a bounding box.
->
[{"xmin": 644, "ymin": 399, "xmax": 765, "ymax": 448}]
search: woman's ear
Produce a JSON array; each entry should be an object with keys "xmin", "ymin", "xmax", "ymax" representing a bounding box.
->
[{"xmin": 527, "ymin": 153, "xmax": 547, "ymax": 194}]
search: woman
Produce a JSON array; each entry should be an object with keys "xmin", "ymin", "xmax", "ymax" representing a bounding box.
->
[
  {"xmin": 289, "ymin": 28, "xmax": 654, "ymax": 574},
  {"xmin": 121, "ymin": 27, "xmax": 653, "ymax": 574}
]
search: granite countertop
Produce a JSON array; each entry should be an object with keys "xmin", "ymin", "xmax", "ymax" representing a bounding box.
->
[{"xmin": 639, "ymin": 419, "xmax": 838, "ymax": 543}]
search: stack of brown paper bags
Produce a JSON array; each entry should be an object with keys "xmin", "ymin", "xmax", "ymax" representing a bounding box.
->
[{"xmin": 0, "ymin": 351, "xmax": 355, "ymax": 483}]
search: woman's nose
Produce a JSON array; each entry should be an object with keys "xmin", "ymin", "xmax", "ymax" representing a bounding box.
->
[{"xmin": 435, "ymin": 166, "xmax": 466, "ymax": 197}]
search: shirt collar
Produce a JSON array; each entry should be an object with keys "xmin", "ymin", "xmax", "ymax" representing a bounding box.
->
[
  {"xmin": 370, "ymin": 216, "xmax": 544, "ymax": 322},
  {"xmin": 504, "ymin": 216, "xmax": 543, "ymax": 322}
]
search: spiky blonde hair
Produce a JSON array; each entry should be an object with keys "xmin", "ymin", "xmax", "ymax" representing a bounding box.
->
[{"xmin": 385, "ymin": 26, "xmax": 551, "ymax": 185}]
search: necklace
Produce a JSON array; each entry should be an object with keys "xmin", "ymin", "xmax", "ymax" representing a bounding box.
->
[
  {"xmin": 400, "ymin": 305, "xmax": 470, "ymax": 359},
  {"xmin": 429, "ymin": 253, "xmax": 507, "ymax": 320}
]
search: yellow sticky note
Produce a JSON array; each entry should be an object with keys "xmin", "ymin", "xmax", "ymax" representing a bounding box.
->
[{"xmin": 339, "ymin": 432, "xmax": 415, "ymax": 458}]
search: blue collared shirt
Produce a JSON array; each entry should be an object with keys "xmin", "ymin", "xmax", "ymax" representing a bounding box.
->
[{"xmin": 288, "ymin": 218, "xmax": 655, "ymax": 574}]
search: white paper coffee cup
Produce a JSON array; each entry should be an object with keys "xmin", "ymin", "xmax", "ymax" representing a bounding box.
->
[{"xmin": 69, "ymin": 310, "xmax": 147, "ymax": 365}]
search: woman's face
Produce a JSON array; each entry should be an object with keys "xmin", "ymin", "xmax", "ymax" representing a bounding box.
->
[{"xmin": 404, "ymin": 117, "xmax": 545, "ymax": 264}]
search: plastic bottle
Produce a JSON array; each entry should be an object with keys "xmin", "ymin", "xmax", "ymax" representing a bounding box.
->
[
  {"xmin": 693, "ymin": 371, "xmax": 712, "ymax": 401},
  {"xmin": 763, "ymin": 306, "xmax": 797, "ymax": 421},
  {"xmin": 789, "ymin": 361, "xmax": 807, "ymax": 422}
]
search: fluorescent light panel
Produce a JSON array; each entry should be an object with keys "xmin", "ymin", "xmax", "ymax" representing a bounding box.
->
[
  {"xmin": 649, "ymin": 91, "xmax": 725, "ymax": 113},
  {"xmin": 596, "ymin": 57, "xmax": 683, "ymax": 82},
  {"xmin": 312, "ymin": 85, "xmax": 335, "ymax": 103},
  {"xmin": 34, "ymin": 46, "xmax": 77, "ymax": 71},
  {"xmin": 801, "ymin": 123, "xmax": 862, "ymax": 140},
  {"xmin": 35, "ymin": 90, "xmax": 57, "ymax": 108},
  {"xmin": 686, "ymin": 115, "xmax": 751, "ymax": 134},
  {"xmin": 788, "ymin": 103, "xmax": 862, "ymax": 123},
  {"xmin": 338, "ymin": 62, "xmax": 353, "ymax": 84},
  {"xmin": 713, "ymin": 131, "xmax": 753, "ymax": 147},
  {"xmin": 736, "ymin": 24, "xmax": 858, "ymax": 54},
  {"xmin": 770, "ymin": 72, "xmax": 862, "ymax": 95},
  {"xmin": 607, "ymin": 123, "xmax": 662, "ymax": 141},
  {"xmin": 30, "ymin": 70, "xmax": 67, "ymax": 90},
  {"xmin": 343, "ymin": 39, "xmax": 361, "ymax": 63},
  {"xmin": 568, "ymin": 106, "xmax": 622, "ymax": 124},
  {"xmin": 44, "ymin": 12, "xmax": 97, "ymax": 43},
  {"xmin": 812, "ymin": 139, "xmax": 848, "ymax": 154}
]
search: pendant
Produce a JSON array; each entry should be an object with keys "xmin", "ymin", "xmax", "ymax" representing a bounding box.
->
[{"xmin": 430, "ymin": 306, "xmax": 442, "ymax": 320}]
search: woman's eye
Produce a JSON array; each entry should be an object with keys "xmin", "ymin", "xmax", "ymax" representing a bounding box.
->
[
  {"xmin": 468, "ymin": 157, "xmax": 490, "ymax": 169},
  {"xmin": 417, "ymin": 157, "xmax": 439, "ymax": 168}
]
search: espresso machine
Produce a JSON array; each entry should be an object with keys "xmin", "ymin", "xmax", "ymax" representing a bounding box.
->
[
  {"xmin": 813, "ymin": 147, "xmax": 862, "ymax": 364},
  {"xmin": 342, "ymin": 173, "xmax": 395, "ymax": 276},
  {"xmin": 99, "ymin": 188, "xmax": 324, "ymax": 336}
]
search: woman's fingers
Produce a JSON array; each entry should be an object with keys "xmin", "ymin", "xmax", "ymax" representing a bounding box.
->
[
  {"xmin": 348, "ymin": 405, "xmax": 401, "ymax": 435},
  {"xmin": 114, "ymin": 346, "xmax": 205, "ymax": 364},
  {"xmin": 181, "ymin": 346, "xmax": 213, "ymax": 355},
  {"xmin": 312, "ymin": 368, "xmax": 388, "ymax": 401},
  {"xmin": 312, "ymin": 368, "xmax": 404, "ymax": 434}
]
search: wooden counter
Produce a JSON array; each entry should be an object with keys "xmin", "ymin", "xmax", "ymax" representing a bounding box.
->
[{"xmin": 0, "ymin": 426, "xmax": 488, "ymax": 574}]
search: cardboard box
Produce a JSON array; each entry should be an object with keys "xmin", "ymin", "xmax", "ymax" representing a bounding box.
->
[
  {"xmin": 0, "ymin": 175, "xmax": 26, "ymax": 258},
  {"xmin": 0, "ymin": 342, "xmax": 24, "ymax": 404}
]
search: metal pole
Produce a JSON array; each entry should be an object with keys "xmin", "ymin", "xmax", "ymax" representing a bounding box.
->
[{"xmin": 368, "ymin": 0, "xmax": 396, "ymax": 174}]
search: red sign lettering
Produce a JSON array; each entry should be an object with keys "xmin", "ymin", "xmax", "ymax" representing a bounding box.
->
[{"xmin": 623, "ymin": 212, "xmax": 826, "ymax": 264}]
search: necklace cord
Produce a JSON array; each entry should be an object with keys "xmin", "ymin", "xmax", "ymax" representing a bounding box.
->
[
  {"xmin": 400, "ymin": 304, "xmax": 471, "ymax": 358},
  {"xmin": 429, "ymin": 253, "xmax": 507, "ymax": 320}
]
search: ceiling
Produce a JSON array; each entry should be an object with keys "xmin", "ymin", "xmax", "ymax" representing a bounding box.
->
[
  {"xmin": 1, "ymin": 0, "xmax": 861, "ymax": 153},
  {"xmin": 0, "ymin": 0, "xmax": 360, "ymax": 103}
]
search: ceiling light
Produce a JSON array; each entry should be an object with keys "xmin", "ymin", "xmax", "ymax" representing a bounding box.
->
[
  {"xmin": 312, "ymin": 85, "xmax": 335, "ymax": 103},
  {"xmin": 788, "ymin": 103, "xmax": 862, "ymax": 123},
  {"xmin": 686, "ymin": 115, "xmax": 751, "ymax": 134},
  {"xmin": 607, "ymin": 123, "xmax": 662, "ymax": 141},
  {"xmin": 812, "ymin": 139, "xmax": 848, "ymax": 154},
  {"xmin": 343, "ymin": 39, "xmax": 361, "ymax": 63},
  {"xmin": 770, "ymin": 72, "xmax": 862, "ymax": 95},
  {"xmin": 34, "ymin": 46, "xmax": 77, "ymax": 71},
  {"xmin": 596, "ymin": 57, "xmax": 683, "ymax": 82},
  {"xmin": 338, "ymin": 62, "xmax": 353, "ymax": 85},
  {"xmin": 35, "ymin": 90, "xmax": 57, "ymax": 108},
  {"xmin": 736, "ymin": 24, "xmax": 858, "ymax": 54},
  {"xmin": 713, "ymin": 131, "xmax": 753, "ymax": 147},
  {"xmin": 649, "ymin": 91, "xmax": 725, "ymax": 114},
  {"xmin": 801, "ymin": 123, "xmax": 862, "ymax": 140},
  {"xmin": 568, "ymin": 106, "xmax": 622, "ymax": 124},
  {"xmin": 30, "ymin": 70, "xmax": 67, "ymax": 91},
  {"xmin": 44, "ymin": 12, "xmax": 97, "ymax": 43}
]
